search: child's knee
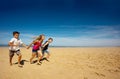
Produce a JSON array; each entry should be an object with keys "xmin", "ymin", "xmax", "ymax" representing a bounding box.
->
[
  {"xmin": 39, "ymin": 54, "xmax": 43, "ymax": 57},
  {"xmin": 10, "ymin": 54, "xmax": 14, "ymax": 58},
  {"xmin": 18, "ymin": 54, "xmax": 22, "ymax": 57},
  {"xmin": 48, "ymin": 53, "xmax": 50, "ymax": 56},
  {"xmin": 38, "ymin": 52, "xmax": 43, "ymax": 56}
]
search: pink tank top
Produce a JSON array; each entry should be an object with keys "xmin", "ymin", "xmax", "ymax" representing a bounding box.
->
[{"xmin": 33, "ymin": 41, "xmax": 42, "ymax": 50}]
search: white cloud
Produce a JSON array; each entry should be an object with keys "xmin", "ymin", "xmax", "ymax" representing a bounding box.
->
[
  {"xmin": 76, "ymin": 25, "xmax": 120, "ymax": 39},
  {"xmin": 0, "ymin": 25, "xmax": 120, "ymax": 46},
  {"xmin": 52, "ymin": 37, "xmax": 120, "ymax": 46}
]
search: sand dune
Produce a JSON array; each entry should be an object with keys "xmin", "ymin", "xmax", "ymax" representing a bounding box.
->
[{"xmin": 0, "ymin": 47, "xmax": 120, "ymax": 79}]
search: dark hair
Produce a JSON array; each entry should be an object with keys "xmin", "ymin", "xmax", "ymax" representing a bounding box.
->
[
  {"xmin": 13, "ymin": 31, "xmax": 20, "ymax": 36},
  {"xmin": 48, "ymin": 38, "xmax": 53, "ymax": 41}
]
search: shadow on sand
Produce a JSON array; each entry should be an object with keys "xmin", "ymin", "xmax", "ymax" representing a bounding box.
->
[
  {"xmin": 40, "ymin": 57, "xmax": 50, "ymax": 62},
  {"xmin": 14, "ymin": 57, "xmax": 49, "ymax": 65},
  {"xmin": 14, "ymin": 59, "xmax": 29, "ymax": 65},
  {"xmin": 31, "ymin": 57, "xmax": 49, "ymax": 64}
]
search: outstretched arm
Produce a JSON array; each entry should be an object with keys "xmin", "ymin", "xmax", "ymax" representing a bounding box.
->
[
  {"xmin": 27, "ymin": 40, "xmax": 36, "ymax": 49},
  {"xmin": 22, "ymin": 43, "xmax": 28, "ymax": 49},
  {"xmin": 42, "ymin": 41, "xmax": 49, "ymax": 48},
  {"xmin": 27, "ymin": 43, "xmax": 32, "ymax": 49}
]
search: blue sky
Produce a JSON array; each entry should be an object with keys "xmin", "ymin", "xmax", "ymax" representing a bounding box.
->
[{"xmin": 0, "ymin": 0, "xmax": 120, "ymax": 46}]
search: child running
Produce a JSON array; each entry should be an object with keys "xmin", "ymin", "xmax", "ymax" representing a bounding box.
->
[
  {"xmin": 8, "ymin": 31, "xmax": 27, "ymax": 67},
  {"xmin": 27, "ymin": 34, "xmax": 45, "ymax": 65},
  {"xmin": 41, "ymin": 38, "xmax": 53, "ymax": 60}
]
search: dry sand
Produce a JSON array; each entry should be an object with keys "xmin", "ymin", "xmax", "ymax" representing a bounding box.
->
[{"xmin": 0, "ymin": 47, "xmax": 120, "ymax": 79}]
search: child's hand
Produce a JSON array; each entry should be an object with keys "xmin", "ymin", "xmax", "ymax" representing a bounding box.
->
[
  {"xmin": 27, "ymin": 46, "xmax": 30, "ymax": 49},
  {"xmin": 14, "ymin": 44, "xmax": 19, "ymax": 47},
  {"xmin": 41, "ymin": 47, "xmax": 44, "ymax": 50},
  {"xmin": 25, "ymin": 46, "xmax": 28, "ymax": 49}
]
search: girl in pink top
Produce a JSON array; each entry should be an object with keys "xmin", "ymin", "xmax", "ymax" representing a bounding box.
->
[{"xmin": 27, "ymin": 34, "xmax": 45, "ymax": 65}]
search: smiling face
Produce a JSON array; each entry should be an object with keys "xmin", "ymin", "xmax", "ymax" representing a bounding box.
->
[
  {"xmin": 42, "ymin": 35, "xmax": 45, "ymax": 40},
  {"xmin": 14, "ymin": 33, "xmax": 19, "ymax": 39},
  {"xmin": 48, "ymin": 38, "xmax": 53, "ymax": 43},
  {"xmin": 48, "ymin": 39, "xmax": 52, "ymax": 43},
  {"xmin": 13, "ymin": 31, "xmax": 20, "ymax": 39}
]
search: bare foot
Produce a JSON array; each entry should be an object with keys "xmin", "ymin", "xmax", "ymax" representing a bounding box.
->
[
  {"xmin": 10, "ymin": 63, "xmax": 12, "ymax": 66},
  {"xmin": 30, "ymin": 62, "xmax": 34, "ymax": 64},
  {"xmin": 18, "ymin": 64, "xmax": 23, "ymax": 67},
  {"xmin": 37, "ymin": 62, "xmax": 42, "ymax": 65}
]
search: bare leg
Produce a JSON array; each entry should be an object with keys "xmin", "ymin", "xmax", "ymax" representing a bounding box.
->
[
  {"xmin": 30, "ymin": 53, "xmax": 36, "ymax": 64},
  {"xmin": 9, "ymin": 56, "xmax": 13, "ymax": 66},
  {"xmin": 46, "ymin": 53, "xmax": 50, "ymax": 59},
  {"xmin": 36, "ymin": 52, "xmax": 38, "ymax": 58},
  {"xmin": 18, "ymin": 54, "xmax": 22, "ymax": 67},
  {"xmin": 9, "ymin": 51, "xmax": 14, "ymax": 66},
  {"xmin": 42, "ymin": 53, "xmax": 44, "ymax": 58},
  {"xmin": 37, "ymin": 51, "xmax": 43, "ymax": 64}
]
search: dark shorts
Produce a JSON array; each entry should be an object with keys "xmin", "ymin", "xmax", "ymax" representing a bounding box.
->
[
  {"xmin": 9, "ymin": 49, "xmax": 21, "ymax": 57},
  {"xmin": 32, "ymin": 49, "xmax": 39, "ymax": 53}
]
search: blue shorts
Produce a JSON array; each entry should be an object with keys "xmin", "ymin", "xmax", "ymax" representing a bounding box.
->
[{"xmin": 42, "ymin": 50, "xmax": 49, "ymax": 54}]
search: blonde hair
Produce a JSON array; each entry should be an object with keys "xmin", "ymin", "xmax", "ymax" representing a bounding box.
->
[{"xmin": 36, "ymin": 34, "xmax": 45, "ymax": 43}]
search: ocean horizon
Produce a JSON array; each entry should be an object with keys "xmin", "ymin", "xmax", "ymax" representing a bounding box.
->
[{"xmin": 0, "ymin": 45, "xmax": 120, "ymax": 48}]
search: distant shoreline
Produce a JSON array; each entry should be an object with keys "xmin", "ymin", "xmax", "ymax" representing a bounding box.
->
[{"xmin": 0, "ymin": 45, "xmax": 120, "ymax": 48}]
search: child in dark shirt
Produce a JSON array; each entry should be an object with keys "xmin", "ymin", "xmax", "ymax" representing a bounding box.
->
[{"xmin": 41, "ymin": 38, "xmax": 53, "ymax": 59}]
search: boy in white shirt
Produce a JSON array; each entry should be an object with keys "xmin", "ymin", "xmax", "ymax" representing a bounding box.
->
[{"xmin": 8, "ymin": 31, "xmax": 27, "ymax": 67}]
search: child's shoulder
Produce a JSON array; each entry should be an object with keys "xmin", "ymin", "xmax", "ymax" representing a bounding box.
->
[
  {"xmin": 11, "ymin": 38, "xmax": 21, "ymax": 41},
  {"xmin": 9, "ymin": 38, "xmax": 16, "ymax": 42},
  {"xmin": 10, "ymin": 37, "xmax": 16, "ymax": 40},
  {"xmin": 33, "ymin": 39, "xmax": 38, "ymax": 43},
  {"xmin": 44, "ymin": 41, "xmax": 48, "ymax": 43}
]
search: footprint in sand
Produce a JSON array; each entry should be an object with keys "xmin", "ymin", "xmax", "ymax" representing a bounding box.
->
[
  {"xmin": 108, "ymin": 69, "xmax": 120, "ymax": 73},
  {"xmin": 84, "ymin": 77, "xmax": 88, "ymax": 79},
  {"xmin": 95, "ymin": 72, "xmax": 105, "ymax": 77}
]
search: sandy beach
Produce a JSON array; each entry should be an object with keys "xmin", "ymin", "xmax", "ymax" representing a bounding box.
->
[{"xmin": 0, "ymin": 47, "xmax": 120, "ymax": 79}]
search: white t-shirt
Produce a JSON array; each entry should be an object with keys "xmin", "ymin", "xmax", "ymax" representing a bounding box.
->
[{"xmin": 9, "ymin": 38, "xmax": 23, "ymax": 51}]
